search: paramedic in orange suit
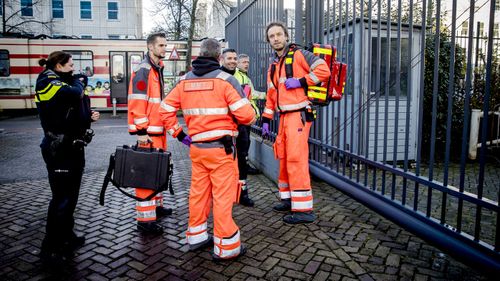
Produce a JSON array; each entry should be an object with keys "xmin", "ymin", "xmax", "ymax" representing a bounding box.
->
[
  {"xmin": 261, "ymin": 22, "xmax": 330, "ymax": 224},
  {"xmin": 159, "ymin": 38, "xmax": 256, "ymax": 260},
  {"xmin": 127, "ymin": 32, "xmax": 172, "ymax": 234}
]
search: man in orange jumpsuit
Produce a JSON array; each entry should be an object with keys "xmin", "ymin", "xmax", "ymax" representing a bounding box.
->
[
  {"xmin": 127, "ymin": 32, "xmax": 172, "ymax": 234},
  {"xmin": 261, "ymin": 22, "xmax": 330, "ymax": 224},
  {"xmin": 159, "ymin": 38, "xmax": 256, "ymax": 260}
]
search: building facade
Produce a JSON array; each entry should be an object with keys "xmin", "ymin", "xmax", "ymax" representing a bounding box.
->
[{"xmin": 0, "ymin": 0, "xmax": 143, "ymax": 39}]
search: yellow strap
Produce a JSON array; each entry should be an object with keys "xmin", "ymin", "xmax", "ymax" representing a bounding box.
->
[
  {"xmin": 37, "ymin": 85, "xmax": 62, "ymax": 101},
  {"xmin": 308, "ymin": 85, "xmax": 327, "ymax": 92},
  {"xmin": 308, "ymin": 91, "xmax": 327, "ymax": 100},
  {"xmin": 285, "ymin": 57, "xmax": 293, "ymax": 64},
  {"xmin": 313, "ymin": 47, "xmax": 332, "ymax": 55}
]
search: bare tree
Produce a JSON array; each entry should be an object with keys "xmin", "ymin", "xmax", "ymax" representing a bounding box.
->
[
  {"xmin": 152, "ymin": 0, "xmax": 234, "ymax": 70},
  {"xmin": 2, "ymin": 0, "xmax": 54, "ymax": 35}
]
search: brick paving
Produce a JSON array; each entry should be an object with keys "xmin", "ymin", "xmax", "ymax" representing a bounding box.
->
[{"xmin": 0, "ymin": 137, "xmax": 493, "ymax": 280}]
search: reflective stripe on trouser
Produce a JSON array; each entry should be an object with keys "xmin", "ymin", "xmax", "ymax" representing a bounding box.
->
[
  {"xmin": 214, "ymin": 230, "xmax": 241, "ymax": 259},
  {"xmin": 155, "ymin": 193, "xmax": 163, "ymax": 207},
  {"xmin": 135, "ymin": 134, "xmax": 167, "ymax": 221},
  {"xmin": 276, "ymin": 111, "xmax": 313, "ymax": 212},
  {"xmin": 186, "ymin": 222, "xmax": 209, "ymax": 245},
  {"xmin": 188, "ymin": 145, "xmax": 240, "ymax": 258}
]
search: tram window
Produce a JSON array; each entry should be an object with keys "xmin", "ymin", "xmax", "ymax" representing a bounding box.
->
[
  {"xmin": 0, "ymin": 50, "xmax": 10, "ymax": 77},
  {"xmin": 112, "ymin": 55, "xmax": 124, "ymax": 83},
  {"xmin": 65, "ymin": 50, "xmax": 93, "ymax": 77},
  {"xmin": 130, "ymin": 55, "xmax": 141, "ymax": 72}
]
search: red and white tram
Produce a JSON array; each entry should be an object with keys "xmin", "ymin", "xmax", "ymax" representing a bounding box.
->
[{"xmin": 0, "ymin": 37, "xmax": 202, "ymax": 111}]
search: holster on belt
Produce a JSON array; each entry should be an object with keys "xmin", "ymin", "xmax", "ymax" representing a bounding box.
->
[{"xmin": 220, "ymin": 135, "xmax": 236, "ymax": 159}]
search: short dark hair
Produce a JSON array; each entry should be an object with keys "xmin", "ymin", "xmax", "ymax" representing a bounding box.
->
[
  {"xmin": 265, "ymin": 21, "xmax": 289, "ymax": 42},
  {"xmin": 222, "ymin": 48, "xmax": 237, "ymax": 55},
  {"xmin": 38, "ymin": 51, "xmax": 72, "ymax": 70},
  {"xmin": 146, "ymin": 32, "xmax": 166, "ymax": 45}
]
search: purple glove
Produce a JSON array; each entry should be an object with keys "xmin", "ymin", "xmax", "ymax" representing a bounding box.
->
[
  {"xmin": 285, "ymin": 78, "xmax": 302, "ymax": 89},
  {"xmin": 262, "ymin": 123, "xmax": 270, "ymax": 137},
  {"xmin": 181, "ymin": 135, "xmax": 192, "ymax": 147}
]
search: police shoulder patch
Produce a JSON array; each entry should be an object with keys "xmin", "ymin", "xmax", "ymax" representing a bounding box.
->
[{"xmin": 50, "ymin": 80, "xmax": 62, "ymax": 86}]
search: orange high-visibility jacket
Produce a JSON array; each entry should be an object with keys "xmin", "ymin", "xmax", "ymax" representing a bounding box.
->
[
  {"xmin": 262, "ymin": 45, "xmax": 330, "ymax": 120},
  {"xmin": 159, "ymin": 69, "xmax": 256, "ymax": 142},
  {"xmin": 127, "ymin": 54, "xmax": 165, "ymax": 135}
]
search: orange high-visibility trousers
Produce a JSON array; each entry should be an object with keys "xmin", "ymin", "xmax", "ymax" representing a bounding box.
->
[
  {"xmin": 274, "ymin": 111, "xmax": 313, "ymax": 212},
  {"xmin": 186, "ymin": 144, "xmax": 242, "ymax": 259},
  {"xmin": 135, "ymin": 135, "xmax": 167, "ymax": 222}
]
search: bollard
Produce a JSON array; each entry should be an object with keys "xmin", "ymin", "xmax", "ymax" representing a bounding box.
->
[{"xmin": 112, "ymin": 98, "xmax": 117, "ymax": 117}]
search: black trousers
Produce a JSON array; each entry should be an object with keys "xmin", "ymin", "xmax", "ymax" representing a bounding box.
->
[
  {"xmin": 236, "ymin": 125, "xmax": 251, "ymax": 181},
  {"xmin": 41, "ymin": 141, "xmax": 85, "ymax": 251}
]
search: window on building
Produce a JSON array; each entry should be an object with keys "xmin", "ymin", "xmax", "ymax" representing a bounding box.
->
[
  {"xmin": 65, "ymin": 50, "xmax": 93, "ymax": 76},
  {"xmin": 21, "ymin": 0, "xmax": 33, "ymax": 17},
  {"xmin": 52, "ymin": 0, "xmax": 64, "ymax": 18},
  {"xmin": 108, "ymin": 2, "xmax": 118, "ymax": 20},
  {"xmin": 80, "ymin": 1, "xmax": 92, "ymax": 19},
  {"xmin": 370, "ymin": 37, "xmax": 410, "ymax": 96},
  {"xmin": 0, "ymin": 0, "xmax": 3, "ymax": 16},
  {"xmin": 461, "ymin": 21, "xmax": 469, "ymax": 36},
  {"xmin": 80, "ymin": 35, "xmax": 93, "ymax": 39},
  {"xmin": 0, "ymin": 50, "xmax": 10, "ymax": 77}
]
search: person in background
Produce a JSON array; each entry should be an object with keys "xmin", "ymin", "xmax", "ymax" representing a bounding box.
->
[
  {"xmin": 35, "ymin": 51, "xmax": 100, "ymax": 265},
  {"xmin": 220, "ymin": 49, "xmax": 255, "ymax": 207},
  {"xmin": 127, "ymin": 32, "xmax": 172, "ymax": 234}
]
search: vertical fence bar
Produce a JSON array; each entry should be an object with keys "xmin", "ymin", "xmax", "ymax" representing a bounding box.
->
[
  {"xmin": 372, "ymin": 0, "xmax": 382, "ymax": 190},
  {"xmin": 414, "ymin": 0, "xmax": 427, "ymax": 211},
  {"xmin": 442, "ymin": 0, "xmax": 458, "ymax": 225},
  {"xmin": 427, "ymin": 0, "xmax": 442, "ymax": 216},
  {"xmin": 364, "ymin": 0, "xmax": 373, "ymax": 187},
  {"xmin": 343, "ymin": 0, "xmax": 349, "ymax": 176},
  {"xmin": 402, "ymin": 0, "xmax": 414, "ymax": 206},
  {"xmin": 392, "ymin": 0, "xmax": 402, "ymax": 201},
  {"xmin": 296, "ymin": 0, "xmax": 303, "ymax": 44},
  {"xmin": 475, "ymin": 0, "xmax": 496, "ymax": 243},
  {"xmin": 382, "ymin": 0, "xmax": 392, "ymax": 196}
]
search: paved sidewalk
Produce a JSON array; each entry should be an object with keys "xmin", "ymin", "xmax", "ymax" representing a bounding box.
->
[{"xmin": 0, "ymin": 138, "xmax": 490, "ymax": 280}]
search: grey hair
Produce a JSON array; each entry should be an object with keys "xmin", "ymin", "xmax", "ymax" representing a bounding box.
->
[
  {"xmin": 237, "ymin": 54, "xmax": 250, "ymax": 60},
  {"xmin": 199, "ymin": 38, "xmax": 221, "ymax": 58}
]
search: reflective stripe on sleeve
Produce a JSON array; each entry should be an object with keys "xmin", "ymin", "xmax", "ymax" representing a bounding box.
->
[
  {"xmin": 147, "ymin": 126, "xmax": 164, "ymax": 133},
  {"xmin": 160, "ymin": 101, "xmax": 177, "ymax": 112},
  {"xmin": 128, "ymin": 124, "xmax": 137, "ymax": 131},
  {"xmin": 129, "ymin": 94, "xmax": 148, "ymax": 101},
  {"xmin": 134, "ymin": 117, "xmax": 148, "ymax": 125},
  {"xmin": 278, "ymin": 77, "xmax": 286, "ymax": 84},
  {"xmin": 229, "ymin": 98, "xmax": 250, "ymax": 112},
  {"xmin": 268, "ymin": 82, "xmax": 275, "ymax": 89},
  {"xmin": 263, "ymin": 108, "xmax": 274, "ymax": 115},
  {"xmin": 309, "ymin": 72, "xmax": 320, "ymax": 84},
  {"xmin": 310, "ymin": 60, "xmax": 324, "ymax": 71},
  {"xmin": 148, "ymin": 97, "xmax": 162, "ymax": 103}
]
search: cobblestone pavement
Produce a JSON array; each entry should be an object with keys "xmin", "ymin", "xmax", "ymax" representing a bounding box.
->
[{"xmin": 0, "ymin": 135, "xmax": 493, "ymax": 280}]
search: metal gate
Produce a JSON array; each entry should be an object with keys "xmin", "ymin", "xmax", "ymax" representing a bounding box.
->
[{"xmin": 226, "ymin": 0, "xmax": 499, "ymax": 273}]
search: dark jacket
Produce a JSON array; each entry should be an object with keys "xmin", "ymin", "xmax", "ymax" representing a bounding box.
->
[{"xmin": 35, "ymin": 69, "xmax": 90, "ymax": 139}]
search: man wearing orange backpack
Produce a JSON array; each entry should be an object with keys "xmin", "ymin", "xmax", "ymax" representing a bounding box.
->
[{"xmin": 261, "ymin": 22, "xmax": 330, "ymax": 224}]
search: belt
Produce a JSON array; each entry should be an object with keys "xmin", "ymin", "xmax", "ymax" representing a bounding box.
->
[{"xmin": 192, "ymin": 141, "xmax": 225, "ymax": 149}]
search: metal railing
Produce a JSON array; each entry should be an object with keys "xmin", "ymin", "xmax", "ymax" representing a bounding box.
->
[{"xmin": 226, "ymin": 0, "xmax": 500, "ymax": 274}]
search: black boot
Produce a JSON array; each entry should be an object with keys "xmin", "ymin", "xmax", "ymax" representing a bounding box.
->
[
  {"xmin": 64, "ymin": 233, "xmax": 85, "ymax": 253},
  {"xmin": 156, "ymin": 206, "xmax": 173, "ymax": 219},
  {"xmin": 137, "ymin": 221, "xmax": 164, "ymax": 234},
  {"xmin": 246, "ymin": 165, "xmax": 260, "ymax": 175},
  {"xmin": 273, "ymin": 199, "xmax": 291, "ymax": 212},
  {"xmin": 283, "ymin": 211, "xmax": 316, "ymax": 224},
  {"xmin": 239, "ymin": 189, "xmax": 254, "ymax": 207}
]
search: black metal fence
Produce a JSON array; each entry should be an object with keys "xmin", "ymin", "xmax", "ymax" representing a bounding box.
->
[{"xmin": 226, "ymin": 0, "xmax": 499, "ymax": 274}]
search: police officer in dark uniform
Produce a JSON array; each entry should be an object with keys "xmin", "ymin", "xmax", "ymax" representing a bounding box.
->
[{"xmin": 36, "ymin": 51, "xmax": 100, "ymax": 264}]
